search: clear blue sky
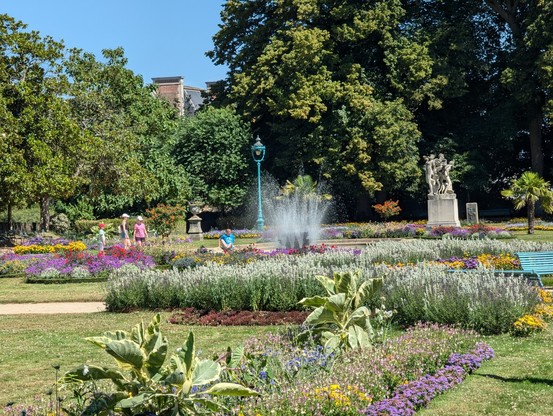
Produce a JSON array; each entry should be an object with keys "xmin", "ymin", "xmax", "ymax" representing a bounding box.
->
[{"xmin": 2, "ymin": 0, "xmax": 228, "ymax": 88}]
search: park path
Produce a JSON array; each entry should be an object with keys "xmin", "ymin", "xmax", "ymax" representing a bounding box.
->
[{"xmin": 0, "ymin": 302, "xmax": 106, "ymax": 315}]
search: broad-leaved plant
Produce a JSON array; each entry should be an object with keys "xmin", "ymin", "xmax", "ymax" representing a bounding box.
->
[
  {"xmin": 62, "ymin": 314, "xmax": 259, "ymax": 415},
  {"xmin": 298, "ymin": 270, "xmax": 383, "ymax": 352}
]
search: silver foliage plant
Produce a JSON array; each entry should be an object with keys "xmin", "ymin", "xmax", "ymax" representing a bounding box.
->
[{"xmin": 105, "ymin": 239, "xmax": 546, "ymax": 333}]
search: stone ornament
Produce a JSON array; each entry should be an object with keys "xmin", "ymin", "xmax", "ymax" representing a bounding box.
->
[{"xmin": 424, "ymin": 153, "xmax": 454, "ymax": 196}]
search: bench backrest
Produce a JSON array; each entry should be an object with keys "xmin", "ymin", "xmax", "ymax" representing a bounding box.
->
[{"xmin": 516, "ymin": 251, "xmax": 553, "ymax": 275}]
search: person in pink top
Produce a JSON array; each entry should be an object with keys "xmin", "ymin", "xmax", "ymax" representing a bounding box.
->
[{"xmin": 134, "ymin": 216, "xmax": 148, "ymax": 247}]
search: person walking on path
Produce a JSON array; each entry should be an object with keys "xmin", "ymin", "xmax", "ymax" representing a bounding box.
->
[
  {"xmin": 97, "ymin": 223, "xmax": 106, "ymax": 252},
  {"xmin": 219, "ymin": 228, "xmax": 235, "ymax": 253},
  {"xmin": 119, "ymin": 214, "xmax": 131, "ymax": 250},
  {"xmin": 134, "ymin": 216, "xmax": 148, "ymax": 247}
]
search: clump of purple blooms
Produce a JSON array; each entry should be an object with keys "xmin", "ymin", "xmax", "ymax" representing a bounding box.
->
[
  {"xmin": 25, "ymin": 247, "xmax": 155, "ymax": 278},
  {"xmin": 435, "ymin": 256, "xmax": 480, "ymax": 269},
  {"xmin": 363, "ymin": 342, "xmax": 494, "ymax": 415}
]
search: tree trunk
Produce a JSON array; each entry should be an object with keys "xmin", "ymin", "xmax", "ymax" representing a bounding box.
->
[
  {"xmin": 528, "ymin": 113, "xmax": 544, "ymax": 176},
  {"xmin": 7, "ymin": 204, "xmax": 13, "ymax": 231},
  {"xmin": 40, "ymin": 196, "xmax": 50, "ymax": 232},
  {"xmin": 527, "ymin": 199, "xmax": 535, "ymax": 234}
]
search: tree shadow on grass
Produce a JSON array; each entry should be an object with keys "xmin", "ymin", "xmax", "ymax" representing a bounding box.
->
[{"xmin": 477, "ymin": 373, "xmax": 553, "ymax": 387}]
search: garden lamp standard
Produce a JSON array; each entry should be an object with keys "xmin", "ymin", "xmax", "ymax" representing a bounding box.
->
[{"xmin": 251, "ymin": 135, "xmax": 266, "ymax": 231}]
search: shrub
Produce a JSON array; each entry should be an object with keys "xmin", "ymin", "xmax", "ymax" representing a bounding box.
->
[
  {"xmin": 146, "ymin": 203, "xmax": 186, "ymax": 238},
  {"xmin": 372, "ymin": 200, "xmax": 401, "ymax": 220},
  {"xmin": 49, "ymin": 213, "xmax": 72, "ymax": 234}
]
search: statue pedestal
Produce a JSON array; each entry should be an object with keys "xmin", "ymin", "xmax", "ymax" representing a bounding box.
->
[
  {"xmin": 427, "ymin": 193, "xmax": 461, "ymax": 227},
  {"xmin": 187, "ymin": 214, "xmax": 203, "ymax": 240}
]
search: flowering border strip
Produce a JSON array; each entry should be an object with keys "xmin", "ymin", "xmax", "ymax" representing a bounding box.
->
[{"xmin": 363, "ymin": 343, "xmax": 494, "ymax": 415}]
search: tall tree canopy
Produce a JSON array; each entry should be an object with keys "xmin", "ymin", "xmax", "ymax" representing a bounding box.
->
[
  {"xmin": 406, "ymin": 0, "xmax": 553, "ymax": 204},
  {"xmin": 209, "ymin": 0, "xmax": 446, "ymax": 204},
  {"xmin": 0, "ymin": 14, "xmax": 87, "ymax": 230},
  {"xmin": 64, "ymin": 47, "xmax": 190, "ymax": 215},
  {"xmin": 210, "ymin": 0, "xmax": 553, "ymax": 214},
  {"xmin": 172, "ymin": 106, "xmax": 252, "ymax": 211}
]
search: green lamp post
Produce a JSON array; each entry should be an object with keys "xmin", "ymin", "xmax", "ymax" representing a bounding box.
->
[{"xmin": 251, "ymin": 135, "xmax": 266, "ymax": 231}]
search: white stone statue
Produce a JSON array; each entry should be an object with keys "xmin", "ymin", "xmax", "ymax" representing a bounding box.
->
[{"xmin": 424, "ymin": 153, "xmax": 454, "ymax": 195}]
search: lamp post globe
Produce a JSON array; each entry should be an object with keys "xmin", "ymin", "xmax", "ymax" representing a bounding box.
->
[{"xmin": 251, "ymin": 136, "xmax": 266, "ymax": 231}]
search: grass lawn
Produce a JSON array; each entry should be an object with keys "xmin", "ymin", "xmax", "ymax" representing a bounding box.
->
[
  {"xmin": 0, "ymin": 277, "xmax": 105, "ymax": 303},
  {"xmin": 1, "ymin": 313, "xmax": 552, "ymax": 414},
  {"xmin": 511, "ymin": 229, "xmax": 553, "ymax": 242},
  {"xmin": 0, "ymin": 311, "xmax": 276, "ymax": 405},
  {"xmin": 419, "ymin": 326, "xmax": 553, "ymax": 416}
]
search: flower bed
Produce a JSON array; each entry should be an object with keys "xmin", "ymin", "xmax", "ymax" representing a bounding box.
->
[
  {"xmin": 225, "ymin": 324, "xmax": 493, "ymax": 416},
  {"xmin": 23, "ymin": 246, "xmax": 155, "ymax": 281},
  {"xmin": 203, "ymin": 229, "xmax": 263, "ymax": 239},
  {"xmin": 121, "ymin": 240, "xmax": 553, "ymax": 337},
  {"xmin": 364, "ymin": 343, "xmax": 494, "ymax": 415},
  {"xmin": 201, "ymin": 222, "xmax": 513, "ymax": 242},
  {"xmin": 168, "ymin": 308, "xmax": 309, "ymax": 326},
  {"xmin": 14, "ymin": 240, "xmax": 86, "ymax": 255}
]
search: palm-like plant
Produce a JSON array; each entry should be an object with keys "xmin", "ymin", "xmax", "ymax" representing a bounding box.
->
[
  {"xmin": 278, "ymin": 175, "xmax": 332, "ymax": 201},
  {"xmin": 501, "ymin": 171, "xmax": 553, "ymax": 234}
]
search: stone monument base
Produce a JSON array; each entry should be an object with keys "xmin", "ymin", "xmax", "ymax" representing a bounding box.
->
[
  {"xmin": 187, "ymin": 215, "xmax": 203, "ymax": 241},
  {"xmin": 427, "ymin": 193, "xmax": 461, "ymax": 227}
]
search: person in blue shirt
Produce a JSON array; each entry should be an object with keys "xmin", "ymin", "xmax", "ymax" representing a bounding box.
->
[{"xmin": 219, "ymin": 228, "xmax": 235, "ymax": 253}]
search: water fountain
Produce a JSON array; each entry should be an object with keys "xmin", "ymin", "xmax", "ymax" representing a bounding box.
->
[{"xmin": 264, "ymin": 175, "xmax": 332, "ymax": 249}]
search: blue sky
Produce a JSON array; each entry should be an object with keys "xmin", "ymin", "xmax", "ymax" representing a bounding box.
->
[{"xmin": 3, "ymin": 0, "xmax": 229, "ymax": 88}]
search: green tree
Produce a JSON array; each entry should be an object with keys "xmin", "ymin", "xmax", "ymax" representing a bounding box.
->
[
  {"xmin": 0, "ymin": 14, "xmax": 88, "ymax": 230},
  {"xmin": 209, "ymin": 0, "xmax": 443, "ymax": 204},
  {"xmin": 485, "ymin": 0, "xmax": 553, "ymax": 176},
  {"xmin": 412, "ymin": 0, "xmax": 553, "ymax": 184},
  {"xmin": 0, "ymin": 131, "xmax": 29, "ymax": 228},
  {"xmin": 501, "ymin": 171, "xmax": 553, "ymax": 234},
  {"xmin": 172, "ymin": 106, "xmax": 252, "ymax": 211},
  {"xmin": 64, "ymin": 47, "xmax": 190, "ymax": 215}
]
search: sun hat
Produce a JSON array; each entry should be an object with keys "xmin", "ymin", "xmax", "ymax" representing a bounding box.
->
[
  {"xmin": 122, "ymin": 213, "xmax": 130, "ymax": 218},
  {"xmin": 99, "ymin": 223, "xmax": 105, "ymax": 228},
  {"xmin": 136, "ymin": 216, "xmax": 144, "ymax": 221}
]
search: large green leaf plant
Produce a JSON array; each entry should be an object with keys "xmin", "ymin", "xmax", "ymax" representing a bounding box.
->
[
  {"xmin": 62, "ymin": 314, "xmax": 258, "ymax": 415},
  {"xmin": 298, "ymin": 270, "xmax": 383, "ymax": 352}
]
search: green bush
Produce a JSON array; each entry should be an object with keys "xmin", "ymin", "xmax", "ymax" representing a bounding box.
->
[{"xmin": 49, "ymin": 213, "xmax": 71, "ymax": 234}]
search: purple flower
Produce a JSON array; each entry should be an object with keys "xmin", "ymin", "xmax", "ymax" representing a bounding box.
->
[{"xmin": 363, "ymin": 344, "xmax": 494, "ymax": 415}]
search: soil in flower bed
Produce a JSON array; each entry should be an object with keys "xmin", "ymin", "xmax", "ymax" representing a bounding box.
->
[{"xmin": 168, "ymin": 308, "xmax": 310, "ymax": 326}]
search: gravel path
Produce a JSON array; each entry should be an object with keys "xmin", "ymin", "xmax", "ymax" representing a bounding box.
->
[{"xmin": 0, "ymin": 302, "xmax": 106, "ymax": 315}]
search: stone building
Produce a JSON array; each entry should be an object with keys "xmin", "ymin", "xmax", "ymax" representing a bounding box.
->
[{"xmin": 152, "ymin": 76, "xmax": 206, "ymax": 116}]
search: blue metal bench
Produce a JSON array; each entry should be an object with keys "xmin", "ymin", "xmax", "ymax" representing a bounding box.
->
[
  {"xmin": 447, "ymin": 251, "xmax": 552, "ymax": 288},
  {"xmin": 510, "ymin": 251, "xmax": 553, "ymax": 288}
]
